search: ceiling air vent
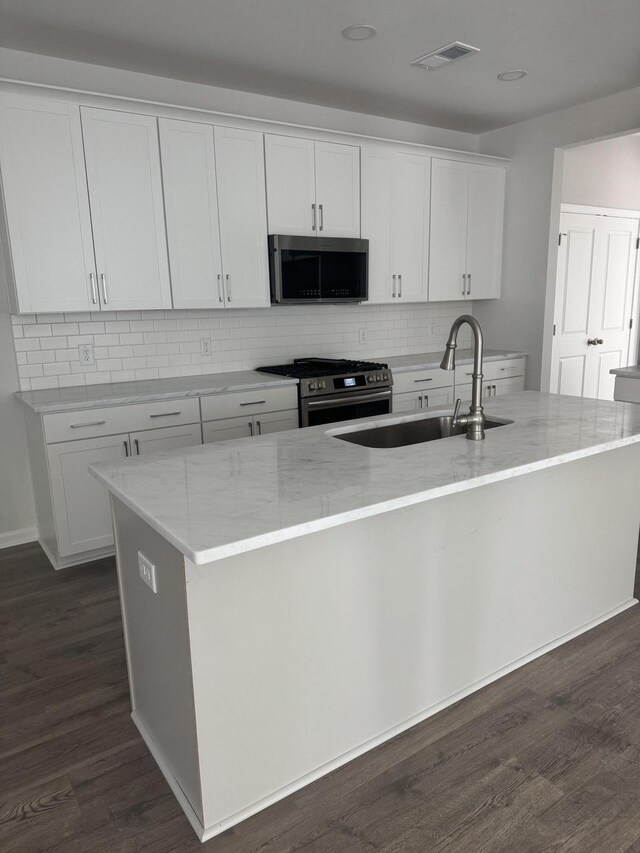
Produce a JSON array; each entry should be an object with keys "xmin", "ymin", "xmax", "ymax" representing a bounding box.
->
[{"xmin": 410, "ymin": 42, "xmax": 480, "ymax": 71}]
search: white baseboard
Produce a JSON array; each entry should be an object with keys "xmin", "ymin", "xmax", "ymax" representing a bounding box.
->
[{"xmin": 0, "ymin": 526, "xmax": 38, "ymax": 549}]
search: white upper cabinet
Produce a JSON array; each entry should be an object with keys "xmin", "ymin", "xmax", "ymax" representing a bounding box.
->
[
  {"xmin": 159, "ymin": 118, "xmax": 224, "ymax": 309},
  {"xmin": 81, "ymin": 107, "xmax": 172, "ymax": 311},
  {"xmin": 265, "ymin": 135, "xmax": 360, "ymax": 238},
  {"xmin": 0, "ymin": 96, "xmax": 97, "ymax": 313},
  {"xmin": 361, "ymin": 147, "xmax": 430, "ymax": 303},
  {"xmin": 214, "ymin": 126, "xmax": 270, "ymax": 309},
  {"xmin": 428, "ymin": 159, "xmax": 505, "ymax": 302}
]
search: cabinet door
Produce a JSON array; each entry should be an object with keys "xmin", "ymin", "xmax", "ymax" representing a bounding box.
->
[
  {"xmin": 203, "ymin": 417, "xmax": 253, "ymax": 444},
  {"xmin": 159, "ymin": 118, "xmax": 224, "ymax": 309},
  {"xmin": 391, "ymin": 153, "xmax": 430, "ymax": 303},
  {"xmin": 47, "ymin": 433, "xmax": 129, "ymax": 557},
  {"xmin": 214, "ymin": 127, "xmax": 270, "ymax": 308},
  {"xmin": 465, "ymin": 165, "xmax": 504, "ymax": 300},
  {"xmin": 428, "ymin": 159, "xmax": 468, "ymax": 302},
  {"xmin": 422, "ymin": 386, "xmax": 454, "ymax": 408},
  {"xmin": 489, "ymin": 376, "xmax": 525, "ymax": 397},
  {"xmin": 253, "ymin": 410, "xmax": 299, "ymax": 436},
  {"xmin": 314, "ymin": 141, "xmax": 360, "ymax": 238},
  {"xmin": 361, "ymin": 148, "xmax": 393, "ymax": 304},
  {"xmin": 130, "ymin": 423, "xmax": 202, "ymax": 456},
  {"xmin": 81, "ymin": 107, "xmax": 172, "ymax": 310},
  {"xmin": 392, "ymin": 391, "xmax": 422, "ymax": 413},
  {"xmin": 264, "ymin": 135, "xmax": 316, "ymax": 236},
  {"xmin": 0, "ymin": 96, "xmax": 96, "ymax": 313}
]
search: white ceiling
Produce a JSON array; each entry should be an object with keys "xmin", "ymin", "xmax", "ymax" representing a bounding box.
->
[{"xmin": 0, "ymin": 0, "xmax": 639, "ymax": 133}]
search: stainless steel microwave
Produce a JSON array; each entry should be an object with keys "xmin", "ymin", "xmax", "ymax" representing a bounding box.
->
[{"xmin": 268, "ymin": 235, "xmax": 368, "ymax": 304}]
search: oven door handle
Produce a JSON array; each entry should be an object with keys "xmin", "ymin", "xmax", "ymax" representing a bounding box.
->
[{"xmin": 305, "ymin": 389, "xmax": 392, "ymax": 409}]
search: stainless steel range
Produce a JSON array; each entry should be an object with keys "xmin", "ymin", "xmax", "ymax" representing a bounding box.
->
[{"xmin": 256, "ymin": 358, "xmax": 393, "ymax": 427}]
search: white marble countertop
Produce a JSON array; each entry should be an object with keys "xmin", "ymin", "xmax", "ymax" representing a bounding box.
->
[
  {"xmin": 90, "ymin": 391, "xmax": 640, "ymax": 565},
  {"xmin": 15, "ymin": 349, "xmax": 526, "ymax": 413},
  {"xmin": 611, "ymin": 366, "xmax": 640, "ymax": 379},
  {"xmin": 386, "ymin": 348, "xmax": 526, "ymax": 372},
  {"xmin": 14, "ymin": 370, "xmax": 298, "ymax": 414}
]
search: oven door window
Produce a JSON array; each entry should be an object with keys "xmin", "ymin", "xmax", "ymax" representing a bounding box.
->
[
  {"xmin": 280, "ymin": 249, "xmax": 366, "ymax": 301},
  {"xmin": 306, "ymin": 397, "xmax": 390, "ymax": 427}
]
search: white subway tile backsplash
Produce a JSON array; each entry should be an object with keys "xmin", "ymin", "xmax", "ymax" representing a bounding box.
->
[{"xmin": 11, "ymin": 303, "xmax": 471, "ymax": 391}]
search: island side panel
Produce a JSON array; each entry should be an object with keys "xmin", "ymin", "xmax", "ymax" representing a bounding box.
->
[
  {"xmin": 185, "ymin": 444, "xmax": 640, "ymax": 837},
  {"xmin": 111, "ymin": 497, "xmax": 204, "ymax": 826}
]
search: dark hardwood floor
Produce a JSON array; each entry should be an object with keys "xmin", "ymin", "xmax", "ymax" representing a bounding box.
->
[{"xmin": 1, "ymin": 538, "xmax": 640, "ymax": 852}]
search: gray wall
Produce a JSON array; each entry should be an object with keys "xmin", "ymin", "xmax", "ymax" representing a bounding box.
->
[
  {"xmin": 475, "ymin": 86, "xmax": 640, "ymax": 390},
  {"xmin": 561, "ymin": 134, "xmax": 640, "ymax": 210}
]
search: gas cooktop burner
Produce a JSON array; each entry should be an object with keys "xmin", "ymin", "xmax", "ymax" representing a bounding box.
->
[{"xmin": 257, "ymin": 357, "xmax": 388, "ymax": 379}]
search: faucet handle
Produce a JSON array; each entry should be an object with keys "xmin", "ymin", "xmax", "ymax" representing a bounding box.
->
[{"xmin": 452, "ymin": 398, "xmax": 461, "ymax": 423}]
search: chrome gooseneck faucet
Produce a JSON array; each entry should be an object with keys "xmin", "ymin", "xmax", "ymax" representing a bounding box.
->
[{"xmin": 440, "ymin": 314, "xmax": 486, "ymax": 441}]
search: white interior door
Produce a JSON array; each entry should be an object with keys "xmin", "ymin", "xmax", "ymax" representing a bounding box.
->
[
  {"xmin": 264, "ymin": 135, "xmax": 316, "ymax": 235},
  {"xmin": 159, "ymin": 118, "xmax": 224, "ymax": 309},
  {"xmin": 314, "ymin": 141, "xmax": 360, "ymax": 238},
  {"xmin": 81, "ymin": 107, "xmax": 172, "ymax": 310},
  {"xmin": 214, "ymin": 126, "xmax": 270, "ymax": 308},
  {"xmin": 0, "ymin": 96, "xmax": 97, "ymax": 313},
  {"xmin": 550, "ymin": 211, "xmax": 639, "ymax": 400},
  {"xmin": 391, "ymin": 153, "xmax": 430, "ymax": 302}
]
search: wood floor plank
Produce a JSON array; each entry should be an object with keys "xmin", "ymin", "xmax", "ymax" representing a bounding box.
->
[{"xmin": 0, "ymin": 540, "xmax": 638, "ymax": 851}]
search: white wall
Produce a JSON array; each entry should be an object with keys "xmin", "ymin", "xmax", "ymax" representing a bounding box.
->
[
  {"xmin": 475, "ymin": 86, "xmax": 640, "ymax": 390},
  {"xmin": 562, "ymin": 134, "xmax": 640, "ymax": 210},
  {"xmin": 0, "ymin": 240, "xmax": 36, "ymax": 543}
]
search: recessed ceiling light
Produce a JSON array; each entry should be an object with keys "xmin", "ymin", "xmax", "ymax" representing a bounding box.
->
[
  {"xmin": 497, "ymin": 70, "xmax": 528, "ymax": 81},
  {"xmin": 341, "ymin": 25, "xmax": 377, "ymax": 41}
]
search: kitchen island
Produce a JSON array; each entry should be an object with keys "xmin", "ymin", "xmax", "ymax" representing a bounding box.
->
[
  {"xmin": 91, "ymin": 391, "xmax": 640, "ymax": 842},
  {"xmin": 612, "ymin": 365, "xmax": 640, "ymax": 403}
]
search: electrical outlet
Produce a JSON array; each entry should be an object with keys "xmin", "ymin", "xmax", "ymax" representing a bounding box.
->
[
  {"xmin": 200, "ymin": 337, "xmax": 211, "ymax": 357},
  {"xmin": 359, "ymin": 328, "xmax": 368, "ymax": 343},
  {"xmin": 78, "ymin": 343, "xmax": 95, "ymax": 365},
  {"xmin": 138, "ymin": 552, "xmax": 157, "ymax": 593}
]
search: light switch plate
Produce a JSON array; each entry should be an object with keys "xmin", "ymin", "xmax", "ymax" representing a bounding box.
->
[{"xmin": 138, "ymin": 551, "xmax": 157, "ymax": 593}]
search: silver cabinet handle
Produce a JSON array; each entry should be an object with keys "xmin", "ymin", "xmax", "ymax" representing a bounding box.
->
[
  {"xmin": 239, "ymin": 400, "xmax": 266, "ymax": 407},
  {"xmin": 149, "ymin": 411, "xmax": 181, "ymax": 418},
  {"xmin": 256, "ymin": 420, "xmax": 262, "ymax": 435},
  {"xmin": 134, "ymin": 438, "xmax": 140, "ymax": 455},
  {"xmin": 418, "ymin": 394, "xmax": 423, "ymax": 409},
  {"xmin": 70, "ymin": 419, "xmax": 106, "ymax": 429},
  {"xmin": 248, "ymin": 421, "xmax": 254, "ymax": 436},
  {"xmin": 89, "ymin": 273, "xmax": 98, "ymax": 305},
  {"xmin": 392, "ymin": 274, "xmax": 397, "ymax": 298},
  {"xmin": 226, "ymin": 273, "xmax": 231, "ymax": 302},
  {"xmin": 123, "ymin": 440, "xmax": 129, "ymax": 457},
  {"xmin": 414, "ymin": 378, "xmax": 433, "ymax": 383},
  {"xmin": 100, "ymin": 273, "xmax": 109, "ymax": 304},
  {"xmin": 462, "ymin": 273, "xmax": 466, "ymax": 296},
  {"xmin": 467, "ymin": 273, "xmax": 472, "ymax": 296},
  {"xmin": 500, "ymin": 367, "xmax": 518, "ymax": 372},
  {"xmin": 319, "ymin": 203, "xmax": 324, "ymax": 231},
  {"xmin": 311, "ymin": 203, "xmax": 317, "ymax": 231},
  {"xmin": 424, "ymin": 394, "xmax": 428, "ymax": 407},
  {"xmin": 217, "ymin": 273, "xmax": 223, "ymax": 303},
  {"xmin": 398, "ymin": 274, "xmax": 402, "ymax": 298}
]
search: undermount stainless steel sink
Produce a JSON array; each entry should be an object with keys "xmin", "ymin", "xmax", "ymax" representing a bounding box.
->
[{"xmin": 332, "ymin": 414, "xmax": 513, "ymax": 449}]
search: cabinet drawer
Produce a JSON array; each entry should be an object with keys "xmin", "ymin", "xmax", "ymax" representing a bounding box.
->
[
  {"xmin": 456, "ymin": 357, "xmax": 525, "ymax": 384},
  {"xmin": 43, "ymin": 398, "xmax": 201, "ymax": 443},
  {"xmin": 200, "ymin": 386, "xmax": 298, "ymax": 422},
  {"xmin": 393, "ymin": 367, "xmax": 453, "ymax": 395}
]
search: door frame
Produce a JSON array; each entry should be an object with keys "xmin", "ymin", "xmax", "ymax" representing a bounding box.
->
[{"xmin": 542, "ymin": 198, "xmax": 640, "ymax": 391}]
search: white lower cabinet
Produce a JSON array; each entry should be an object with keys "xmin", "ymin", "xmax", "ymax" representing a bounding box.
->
[
  {"xmin": 393, "ymin": 387, "xmax": 453, "ymax": 413},
  {"xmin": 48, "ymin": 433, "xmax": 131, "ymax": 558},
  {"xmin": 455, "ymin": 358, "xmax": 526, "ymax": 402},
  {"xmin": 203, "ymin": 409, "xmax": 298, "ymax": 444},
  {"xmin": 130, "ymin": 423, "xmax": 203, "ymax": 456}
]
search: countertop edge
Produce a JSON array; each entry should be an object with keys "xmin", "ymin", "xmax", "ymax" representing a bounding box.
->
[{"xmin": 90, "ymin": 430, "xmax": 640, "ymax": 566}]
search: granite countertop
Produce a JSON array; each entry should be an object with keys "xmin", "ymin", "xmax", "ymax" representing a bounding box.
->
[
  {"xmin": 611, "ymin": 366, "xmax": 640, "ymax": 379},
  {"xmin": 14, "ymin": 350, "xmax": 527, "ymax": 414},
  {"xmin": 90, "ymin": 391, "xmax": 640, "ymax": 565},
  {"xmin": 14, "ymin": 370, "xmax": 298, "ymax": 414}
]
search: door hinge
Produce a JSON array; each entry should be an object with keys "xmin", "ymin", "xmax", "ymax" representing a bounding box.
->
[
  {"xmin": 630, "ymin": 318, "xmax": 634, "ymax": 330},
  {"xmin": 636, "ymin": 237, "xmax": 639, "ymax": 250},
  {"xmin": 553, "ymin": 324, "xmax": 556, "ymax": 336}
]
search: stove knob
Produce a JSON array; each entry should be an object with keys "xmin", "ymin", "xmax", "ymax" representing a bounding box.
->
[
  {"xmin": 309, "ymin": 381, "xmax": 317, "ymax": 391},
  {"xmin": 367, "ymin": 374, "xmax": 373, "ymax": 383},
  {"xmin": 320, "ymin": 381, "xmax": 325, "ymax": 389}
]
